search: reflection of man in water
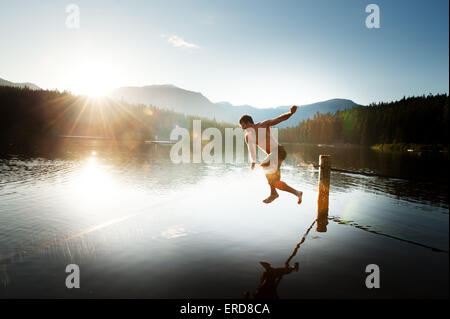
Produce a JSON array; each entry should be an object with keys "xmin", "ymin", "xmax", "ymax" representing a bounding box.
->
[
  {"xmin": 245, "ymin": 219, "xmax": 314, "ymax": 299},
  {"xmin": 245, "ymin": 261, "xmax": 299, "ymax": 299},
  {"xmin": 239, "ymin": 106, "xmax": 303, "ymax": 204}
]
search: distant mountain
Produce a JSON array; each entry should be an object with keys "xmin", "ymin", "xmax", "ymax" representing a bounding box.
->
[
  {"xmin": 0, "ymin": 77, "xmax": 40, "ymax": 90},
  {"xmin": 218, "ymin": 99, "xmax": 361, "ymax": 127},
  {"xmin": 109, "ymin": 84, "xmax": 229, "ymax": 120},
  {"xmin": 109, "ymin": 84, "xmax": 361, "ymax": 127}
]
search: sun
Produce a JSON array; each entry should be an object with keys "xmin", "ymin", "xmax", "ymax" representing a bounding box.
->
[
  {"xmin": 79, "ymin": 82, "xmax": 112, "ymax": 97},
  {"xmin": 70, "ymin": 72, "xmax": 114, "ymax": 97},
  {"xmin": 65, "ymin": 54, "xmax": 118, "ymax": 97}
]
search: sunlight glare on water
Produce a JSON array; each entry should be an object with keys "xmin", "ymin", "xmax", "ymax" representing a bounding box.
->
[{"xmin": 0, "ymin": 141, "xmax": 448, "ymax": 298}]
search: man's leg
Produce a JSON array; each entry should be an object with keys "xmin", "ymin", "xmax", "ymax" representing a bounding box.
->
[
  {"xmin": 263, "ymin": 185, "xmax": 279, "ymax": 203},
  {"xmin": 274, "ymin": 180, "xmax": 302, "ymax": 204},
  {"xmin": 263, "ymin": 173, "xmax": 279, "ymax": 204},
  {"xmin": 269, "ymin": 146, "xmax": 303, "ymax": 204}
]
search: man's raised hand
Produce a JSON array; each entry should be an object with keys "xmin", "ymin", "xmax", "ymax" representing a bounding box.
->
[{"xmin": 290, "ymin": 105, "xmax": 298, "ymax": 114}]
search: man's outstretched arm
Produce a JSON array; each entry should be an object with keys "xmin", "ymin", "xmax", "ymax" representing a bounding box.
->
[{"xmin": 259, "ymin": 105, "xmax": 298, "ymax": 127}]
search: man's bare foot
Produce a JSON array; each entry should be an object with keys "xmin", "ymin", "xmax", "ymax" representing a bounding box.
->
[
  {"xmin": 297, "ymin": 191, "xmax": 303, "ymax": 204},
  {"xmin": 263, "ymin": 193, "xmax": 279, "ymax": 204}
]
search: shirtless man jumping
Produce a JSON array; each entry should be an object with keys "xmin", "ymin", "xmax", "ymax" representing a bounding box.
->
[{"xmin": 239, "ymin": 106, "xmax": 303, "ymax": 204}]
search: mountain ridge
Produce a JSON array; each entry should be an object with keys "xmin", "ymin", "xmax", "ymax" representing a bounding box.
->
[
  {"xmin": 0, "ymin": 77, "xmax": 40, "ymax": 90},
  {"xmin": 0, "ymin": 76, "xmax": 361, "ymax": 127},
  {"xmin": 109, "ymin": 84, "xmax": 361, "ymax": 127}
]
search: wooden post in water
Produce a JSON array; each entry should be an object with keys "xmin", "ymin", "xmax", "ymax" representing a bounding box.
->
[{"xmin": 317, "ymin": 155, "xmax": 331, "ymax": 232}]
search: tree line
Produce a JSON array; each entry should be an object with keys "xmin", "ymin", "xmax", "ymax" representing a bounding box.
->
[
  {"xmin": 0, "ymin": 86, "xmax": 235, "ymax": 152},
  {"xmin": 1, "ymin": 86, "xmax": 448, "ymax": 152},
  {"xmin": 279, "ymin": 94, "xmax": 449, "ymax": 149}
]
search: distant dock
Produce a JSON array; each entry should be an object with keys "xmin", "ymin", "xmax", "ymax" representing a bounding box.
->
[
  {"xmin": 144, "ymin": 140, "xmax": 176, "ymax": 145},
  {"xmin": 58, "ymin": 135, "xmax": 175, "ymax": 144},
  {"xmin": 58, "ymin": 135, "xmax": 110, "ymax": 140}
]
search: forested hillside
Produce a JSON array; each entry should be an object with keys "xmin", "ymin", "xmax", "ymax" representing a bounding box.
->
[
  {"xmin": 279, "ymin": 94, "xmax": 449, "ymax": 150},
  {"xmin": 0, "ymin": 87, "xmax": 234, "ymax": 149},
  {"xmin": 1, "ymin": 87, "xmax": 448, "ymax": 153}
]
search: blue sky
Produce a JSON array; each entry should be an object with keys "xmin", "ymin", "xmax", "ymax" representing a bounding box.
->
[{"xmin": 0, "ymin": 0, "xmax": 448, "ymax": 107}]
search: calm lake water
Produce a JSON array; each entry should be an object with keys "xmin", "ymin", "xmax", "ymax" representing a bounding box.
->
[{"xmin": 0, "ymin": 140, "xmax": 448, "ymax": 298}]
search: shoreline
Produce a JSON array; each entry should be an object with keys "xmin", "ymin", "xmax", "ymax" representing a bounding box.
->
[
  {"xmin": 371, "ymin": 143, "xmax": 449, "ymax": 153},
  {"xmin": 281, "ymin": 142, "xmax": 448, "ymax": 154}
]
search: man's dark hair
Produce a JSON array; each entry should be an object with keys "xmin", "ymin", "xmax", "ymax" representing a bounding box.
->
[{"xmin": 239, "ymin": 114, "xmax": 254, "ymax": 125}]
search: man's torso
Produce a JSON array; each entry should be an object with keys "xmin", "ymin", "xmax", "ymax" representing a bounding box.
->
[{"xmin": 245, "ymin": 125, "xmax": 280, "ymax": 154}]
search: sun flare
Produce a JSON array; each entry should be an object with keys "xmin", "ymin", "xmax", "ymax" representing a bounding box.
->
[
  {"xmin": 64, "ymin": 53, "xmax": 118, "ymax": 97},
  {"xmin": 71, "ymin": 75, "xmax": 113, "ymax": 97}
]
